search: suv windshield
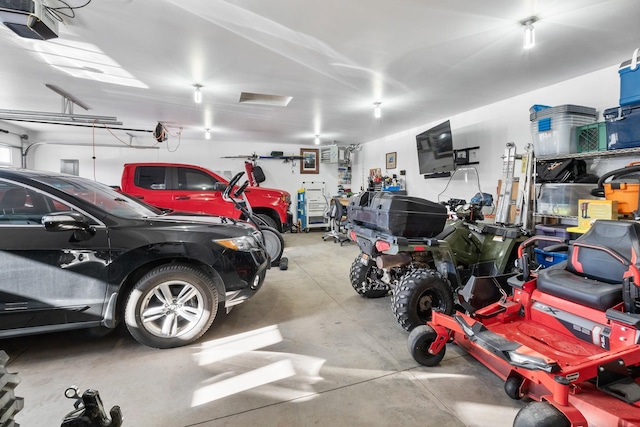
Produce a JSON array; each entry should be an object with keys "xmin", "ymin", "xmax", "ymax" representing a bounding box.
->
[{"xmin": 35, "ymin": 175, "xmax": 162, "ymax": 218}]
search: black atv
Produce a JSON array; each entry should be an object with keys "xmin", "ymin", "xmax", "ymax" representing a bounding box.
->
[{"xmin": 347, "ymin": 191, "xmax": 528, "ymax": 331}]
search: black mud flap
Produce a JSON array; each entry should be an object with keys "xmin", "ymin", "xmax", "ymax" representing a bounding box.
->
[{"xmin": 597, "ymin": 359, "xmax": 640, "ymax": 404}]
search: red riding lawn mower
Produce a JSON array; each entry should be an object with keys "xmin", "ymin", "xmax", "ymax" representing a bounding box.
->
[{"xmin": 409, "ymin": 220, "xmax": 640, "ymax": 426}]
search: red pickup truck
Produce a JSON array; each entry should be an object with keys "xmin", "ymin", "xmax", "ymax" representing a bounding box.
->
[{"xmin": 121, "ymin": 162, "xmax": 292, "ymax": 231}]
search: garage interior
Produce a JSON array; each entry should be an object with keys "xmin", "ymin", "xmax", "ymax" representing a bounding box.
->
[
  {"xmin": 4, "ymin": 234, "xmax": 524, "ymax": 426},
  {"xmin": 2, "ymin": 0, "xmax": 640, "ymax": 426}
]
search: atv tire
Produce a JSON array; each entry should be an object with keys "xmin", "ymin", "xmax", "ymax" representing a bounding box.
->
[
  {"xmin": 349, "ymin": 253, "xmax": 389, "ymax": 298},
  {"xmin": 0, "ymin": 351, "xmax": 23, "ymax": 426},
  {"xmin": 392, "ymin": 269, "xmax": 454, "ymax": 331}
]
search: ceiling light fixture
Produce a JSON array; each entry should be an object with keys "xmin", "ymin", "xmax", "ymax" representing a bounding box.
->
[
  {"xmin": 521, "ymin": 16, "xmax": 538, "ymax": 50},
  {"xmin": 205, "ymin": 128, "xmax": 211, "ymax": 140},
  {"xmin": 373, "ymin": 102, "xmax": 382, "ymax": 119},
  {"xmin": 314, "ymin": 135, "xmax": 320, "ymax": 145},
  {"xmin": 194, "ymin": 84, "xmax": 203, "ymax": 104}
]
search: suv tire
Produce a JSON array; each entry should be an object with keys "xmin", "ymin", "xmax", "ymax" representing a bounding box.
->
[{"xmin": 125, "ymin": 264, "xmax": 218, "ymax": 349}]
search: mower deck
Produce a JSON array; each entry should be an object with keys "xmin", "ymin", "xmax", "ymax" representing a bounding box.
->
[{"xmin": 429, "ymin": 290, "xmax": 640, "ymax": 425}]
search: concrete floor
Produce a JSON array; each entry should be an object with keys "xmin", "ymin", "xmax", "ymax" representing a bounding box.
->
[{"xmin": 5, "ymin": 232, "xmax": 524, "ymax": 426}]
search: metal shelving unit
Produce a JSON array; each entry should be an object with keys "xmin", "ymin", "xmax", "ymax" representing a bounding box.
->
[
  {"xmin": 534, "ymin": 147, "xmax": 640, "ymax": 226},
  {"xmin": 536, "ymin": 146, "xmax": 640, "ymax": 161}
]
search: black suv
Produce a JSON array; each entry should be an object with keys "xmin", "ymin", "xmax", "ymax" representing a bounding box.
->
[{"xmin": 0, "ymin": 168, "xmax": 269, "ymax": 348}]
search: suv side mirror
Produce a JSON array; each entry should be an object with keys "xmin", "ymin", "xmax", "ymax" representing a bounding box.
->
[{"xmin": 42, "ymin": 211, "xmax": 96, "ymax": 240}]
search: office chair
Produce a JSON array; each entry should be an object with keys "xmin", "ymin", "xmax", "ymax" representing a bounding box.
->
[{"xmin": 322, "ymin": 197, "xmax": 350, "ymax": 245}]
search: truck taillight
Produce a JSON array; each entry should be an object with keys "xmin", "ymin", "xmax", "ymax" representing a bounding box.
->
[{"xmin": 375, "ymin": 240, "xmax": 391, "ymax": 252}]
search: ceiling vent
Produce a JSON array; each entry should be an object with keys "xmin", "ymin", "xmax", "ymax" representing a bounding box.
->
[{"xmin": 239, "ymin": 92, "xmax": 292, "ymax": 107}]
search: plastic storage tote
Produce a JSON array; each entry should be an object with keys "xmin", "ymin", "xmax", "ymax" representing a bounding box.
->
[
  {"xmin": 534, "ymin": 224, "xmax": 579, "ymax": 249},
  {"xmin": 604, "ymin": 104, "xmax": 640, "ymax": 150},
  {"xmin": 619, "ymin": 48, "xmax": 640, "ymax": 106},
  {"xmin": 530, "ymin": 105, "xmax": 597, "ymax": 156},
  {"xmin": 536, "ymin": 183, "xmax": 599, "ymax": 217},
  {"xmin": 534, "ymin": 248, "xmax": 568, "ymax": 268}
]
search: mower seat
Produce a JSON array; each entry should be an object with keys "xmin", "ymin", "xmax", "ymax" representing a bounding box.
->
[{"xmin": 536, "ymin": 220, "xmax": 640, "ymax": 311}]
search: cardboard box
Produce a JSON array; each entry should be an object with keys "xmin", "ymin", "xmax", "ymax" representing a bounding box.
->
[
  {"xmin": 496, "ymin": 179, "xmax": 519, "ymax": 223},
  {"xmin": 567, "ymin": 199, "xmax": 618, "ymax": 234}
]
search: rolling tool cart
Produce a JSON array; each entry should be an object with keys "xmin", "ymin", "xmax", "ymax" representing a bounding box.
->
[{"xmin": 297, "ymin": 181, "xmax": 327, "ymax": 232}]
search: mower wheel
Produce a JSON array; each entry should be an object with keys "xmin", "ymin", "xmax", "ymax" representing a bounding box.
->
[
  {"xmin": 349, "ymin": 253, "xmax": 389, "ymax": 298},
  {"xmin": 513, "ymin": 402, "xmax": 570, "ymax": 427},
  {"xmin": 504, "ymin": 376, "xmax": 525, "ymax": 400},
  {"xmin": 392, "ymin": 269, "xmax": 454, "ymax": 331},
  {"xmin": 408, "ymin": 325, "xmax": 446, "ymax": 367}
]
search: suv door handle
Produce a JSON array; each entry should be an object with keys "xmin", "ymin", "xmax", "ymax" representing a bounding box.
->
[{"xmin": 175, "ymin": 196, "xmax": 190, "ymax": 200}]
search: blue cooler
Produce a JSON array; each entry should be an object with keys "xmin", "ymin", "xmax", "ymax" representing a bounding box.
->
[
  {"xmin": 604, "ymin": 104, "xmax": 640, "ymax": 150},
  {"xmin": 619, "ymin": 48, "xmax": 640, "ymax": 106}
]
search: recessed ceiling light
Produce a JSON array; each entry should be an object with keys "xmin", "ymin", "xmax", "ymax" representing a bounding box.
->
[{"xmin": 239, "ymin": 92, "xmax": 292, "ymax": 107}]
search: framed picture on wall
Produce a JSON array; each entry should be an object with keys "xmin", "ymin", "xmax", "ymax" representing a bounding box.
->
[
  {"xmin": 300, "ymin": 148, "xmax": 319, "ymax": 174},
  {"xmin": 386, "ymin": 152, "xmax": 397, "ymax": 169}
]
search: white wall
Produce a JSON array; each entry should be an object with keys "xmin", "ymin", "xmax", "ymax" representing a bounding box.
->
[
  {"xmin": 25, "ymin": 62, "xmax": 629, "ymax": 214},
  {"xmin": 352, "ymin": 63, "xmax": 625, "ymax": 203}
]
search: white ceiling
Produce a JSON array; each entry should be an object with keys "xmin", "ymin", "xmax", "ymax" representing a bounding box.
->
[{"xmin": 1, "ymin": 0, "xmax": 639, "ymax": 146}]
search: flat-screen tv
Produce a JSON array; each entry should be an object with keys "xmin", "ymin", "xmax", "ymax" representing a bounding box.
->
[{"xmin": 416, "ymin": 120, "xmax": 455, "ymax": 178}]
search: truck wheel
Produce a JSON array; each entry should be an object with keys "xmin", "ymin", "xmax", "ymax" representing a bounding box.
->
[
  {"xmin": 392, "ymin": 269, "xmax": 454, "ymax": 331},
  {"xmin": 256, "ymin": 213, "xmax": 279, "ymax": 231},
  {"xmin": 0, "ymin": 351, "xmax": 23, "ymax": 425},
  {"xmin": 513, "ymin": 402, "xmax": 570, "ymax": 427},
  {"xmin": 350, "ymin": 253, "xmax": 389, "ymax": 298},
  {"xmin": 125, "ymin": 264, "xmax": 218, "ymax": 349},
  {"xmin": 408, "ymin": 325, "xmax": 446, "ymax": 366}
]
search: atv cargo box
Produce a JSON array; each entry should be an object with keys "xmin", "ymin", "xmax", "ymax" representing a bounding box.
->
[{"xmin": 347, "ymin": 191, "xmax": 447, "ymax": 238}]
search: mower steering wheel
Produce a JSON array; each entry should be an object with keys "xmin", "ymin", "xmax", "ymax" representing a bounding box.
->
[{"xmin": 224, "ymin": 172, "xmax": 245, "ymax": 200}]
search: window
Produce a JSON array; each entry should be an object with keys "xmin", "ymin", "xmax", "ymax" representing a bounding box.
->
[
  {"xmin": 60, "ymin": 159, "xmax": 79, "ymax": 176},
  {"xmin": 177, "ymin": 168, "xmax": 218, "ymax": 191},
  {"xmin": 0, "ymin": 145, "xmax": 12, "ymax": 165},
  {"xmin": 0, "ymin": 182, "xmax": 68, "ymax": 225},
  {"xmin": 135, "ymin": 166, "xmax": 167, "ymax": 190}
]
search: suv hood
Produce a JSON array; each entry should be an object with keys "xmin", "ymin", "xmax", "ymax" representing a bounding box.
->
[{"xmin": 149, "ymin": 214, "xmax": 256, "ymax": 232}]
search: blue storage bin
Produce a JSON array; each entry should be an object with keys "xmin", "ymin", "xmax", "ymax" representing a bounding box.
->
[
  {"xmin": 534, "ymin": 248, "xmax": 568, "ymax": 268},
  {"xmin": 619, "ymin": 50, "xmax": 640, "ymax": 106},
  {"xmin": 604, "ymin": 104, "xmax": 640, "ymax": 150}
]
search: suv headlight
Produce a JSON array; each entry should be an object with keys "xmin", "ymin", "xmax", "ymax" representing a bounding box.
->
[{"xmin": 214, "ymin": 235, "xmax": 258, "ymax": 251}]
